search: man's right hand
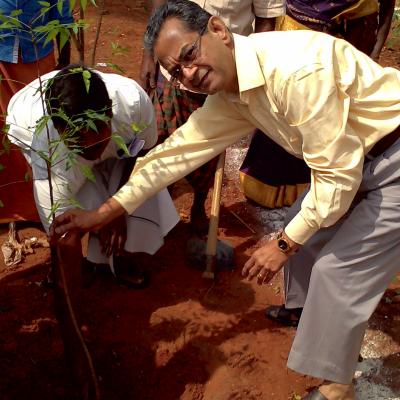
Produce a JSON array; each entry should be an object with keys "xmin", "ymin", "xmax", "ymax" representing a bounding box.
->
[
  {"xmin": 50, "ymin": 198, "xmax": 127, "ymax": 237},
  {"xmin": 138, "ymin": 50, "xmax": 157, "ymax": 92}
]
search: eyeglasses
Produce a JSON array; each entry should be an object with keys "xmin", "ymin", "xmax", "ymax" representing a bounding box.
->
[{"xmin": 169, "ymin": 25, "xmax": 207, "ymax": 86}]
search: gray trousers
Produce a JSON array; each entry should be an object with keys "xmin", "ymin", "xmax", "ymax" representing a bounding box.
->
[{"xmin": 284, "ymin": 138, "xmax": 400, "ymax": 384}]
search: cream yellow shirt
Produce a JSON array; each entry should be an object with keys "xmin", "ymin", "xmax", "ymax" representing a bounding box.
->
[
  {"xmin": 114, "ymin": 30, "xmax": 400, "ymax": 244},
  {"xmin": 160, "ymin": 0, "xmax": 286, "ymax": 89}
]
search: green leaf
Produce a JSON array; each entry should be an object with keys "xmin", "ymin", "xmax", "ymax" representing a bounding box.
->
[
  {"xmin": 1, "ymin": 123, "xmax": 9, "ymax": 134},
  {"xmin": 112, "ymin": 134, "xmax": 130, "ymax": 157},
  {"xmin": 86, "ymin": 119, "xmax": 98, "ymax": 132},
  {"xmin": 10, "ymin": 9, "xmax": 23, "ymax": 17},
  {"xmin": 34, "ymin": 115, "xmax": 52, "ymax": 137},
  {"xmin": 48, "ymin": 201, "xmax": 61, "ymax": 220},
  {"xmin": 38, "ymin": 1, "xmax": 51, "ymax": 6},
  {"xmin": 57, "ymin": 0, "xmax": 63, "ymax": 15},
  {"xmin": 58, "ymin": 29, "xmax": 70, "ymax": 51},
  {"xmin": 80, "ymin": 0, "xmax": 88, "ymax": 11},
  {"xmin": 32, "ymin": 25, "xmax": 48, "ymax": 33},
  {"xmin": 0, "ymin": 18, "xmax": 22, "ymax": 29},
  {"xmin": 69, "ymin": 67, "xmax": 84, "ymax": 74},
  {"xmin": 43, "ymin": 28, "xmax": 59, "ymax": 47},
  {"xmin": 36, "ymin": 150, "xmax": 51, "ymax": 163},
  {"xmin": 1, "ymin": 136, "xmax": 11, "ymax": 154},
  {"xmin": 80, "ymin": 164, "xmax": 96, "ymax": 182},
  {"xmin": 68, "ymin": 197, "xmax": 84, "ymax": 209},
  {"xmin": 110, "ymin": 42, "xmax": 129, "ymax": 56},
  {"xmin": 69, "ymin": 0, "xmax": 77, "ymax": 12},
  {"xmin": 131, "ymin": 121, "xmax": 147, "ymax": 133},
  {"xmin": 104, "ymin": 62, "xmax": 125, "ymax": 75},
  {"xmin": 65, "ymin": 151, "xmax": 79, "ymax": 170},
  {"xmin": 84, "ymin": 109, "xmax": 110, "ymax": 123},
  {"xmin": 82, "ymin": 70, "xmax": 91, "ymax": 93}
]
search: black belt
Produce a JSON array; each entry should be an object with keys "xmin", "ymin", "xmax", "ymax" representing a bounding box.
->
[{"xmin": 368, "ymin": 125, "xmax": 400, "ymax": 158}]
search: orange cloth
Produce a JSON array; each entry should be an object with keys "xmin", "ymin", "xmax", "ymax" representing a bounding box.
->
[{"xmin": 0, "ymin": 52, "xmax": 56, "ymax": 223}]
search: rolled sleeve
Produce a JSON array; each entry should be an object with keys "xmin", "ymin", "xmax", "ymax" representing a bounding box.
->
[
  {"xmin": 282, "ymin": 65, "xmax": 365, "ymax": 244},
  {"xmin": 113, "ymin": 94, "xmax": 254, "ymax": 214},
  {"xmin": 254, "ymin": 0, "xmax": 286, "ymax": 18}
]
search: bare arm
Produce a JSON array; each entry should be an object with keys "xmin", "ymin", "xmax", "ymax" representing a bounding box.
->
[
  {"xmin": 370, "ymin": 0, "xmax": 396, "ymax": 60},
  {"xmin": 254, "ymin": 16, "xmax": 278, "ymax": 33},
  {"xmin": 138, "ymin": 0, "xmax": 167, "ymax": 91}
]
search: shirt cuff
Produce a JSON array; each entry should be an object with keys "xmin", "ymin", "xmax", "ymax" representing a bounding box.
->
[
  {"xmin": 284, "ymin": 212, "xmax": 319, "ymax": 245},
  {"xmin": 112, "ymin": 186, "xmax": 139, "ymax": 215}
]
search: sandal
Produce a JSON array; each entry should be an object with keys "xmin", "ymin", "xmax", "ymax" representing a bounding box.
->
[{"xmin": 265, "ymin": 304, "xmax": 302, "ymax": 327}]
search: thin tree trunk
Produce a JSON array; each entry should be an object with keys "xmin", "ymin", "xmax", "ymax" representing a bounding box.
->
[{"xmin": 90, "ymin": 0, "xmax": 106, "ymax": 67}]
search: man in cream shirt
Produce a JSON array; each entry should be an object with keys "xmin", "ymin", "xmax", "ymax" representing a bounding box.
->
[
  {"xmin": 53, "ymin": 1, "xmax": 400, "ymax": 398},
  {"xmin": 139, "ymin": 0, "xmax": 285, "ymax": 235}
]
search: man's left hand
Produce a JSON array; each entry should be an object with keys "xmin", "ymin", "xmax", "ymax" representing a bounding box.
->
[
  {"xmin": 242, "ymin": 240, "xmax": 289, "ymax": 285},
  {"xmin": 99, "ymin": 214, "xmax": 127, "ymax": 257}
]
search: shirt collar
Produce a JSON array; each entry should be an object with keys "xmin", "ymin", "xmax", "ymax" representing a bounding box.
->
[{"xmin": 232, "ymin": 33, "xmax": 266, "ymax": 103}]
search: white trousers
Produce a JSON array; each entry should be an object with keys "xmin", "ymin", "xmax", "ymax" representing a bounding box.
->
[{"xmin": 34, "ymin": 158, "xmax": 180, "ymax": 265}]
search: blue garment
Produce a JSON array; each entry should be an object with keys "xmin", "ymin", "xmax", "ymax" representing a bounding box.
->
[{"xmin": 0, "ymin": 0, "xmax": 74, "ymax": 63}]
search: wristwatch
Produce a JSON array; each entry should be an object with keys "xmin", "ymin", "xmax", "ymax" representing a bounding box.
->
[{"xmin": 276, "ymin": 231, "xmax": 292, "ymax": 254}]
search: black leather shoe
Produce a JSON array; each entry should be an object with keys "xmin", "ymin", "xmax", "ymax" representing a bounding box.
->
[
  {"xmin": 303, "ymin": 389, "xmax": 329, "ymax": 399},
  {"xmin": 114, "ymin": 256, "xmax": 150, "ymax": 290},
  {"xmin": 81, "ymin": 258, "xmax": 113, "ymax": 287},
  {"xmin": 116, "ymin": 269, "xmax": 150, "ymax": 289},
  {"xmin": 265, "ymin": 304, "xmax": 302, "ymax": 327}
]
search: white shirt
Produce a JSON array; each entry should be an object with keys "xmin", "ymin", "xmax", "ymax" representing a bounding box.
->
[{"xmin": 7, "ymin": 70, "xmax": 157, "ymax": 201}]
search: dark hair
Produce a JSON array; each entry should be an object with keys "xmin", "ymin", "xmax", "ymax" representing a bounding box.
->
[
  {"xmin": 144, "ymin": 0, "xmax": 211, "ymax": 52},
  {"xmin": 45, "ymin": 64, "xmax": 112, "ymax": 130}
]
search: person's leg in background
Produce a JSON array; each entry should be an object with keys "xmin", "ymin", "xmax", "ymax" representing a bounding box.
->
[
  {"xmin": 0, "ymin": 52, "xmax": 56, "ymax": 223},
  {"xmin": 240, "ymin": 130, "xmax": 310, "ymax": 209},
  {"xmin": 152, "ymin": 74, "xmax": 219, "ymax": 237}
]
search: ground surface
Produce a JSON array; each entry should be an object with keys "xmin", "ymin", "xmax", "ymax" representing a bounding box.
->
[{"xmin": 1, "ymin": 2, "xmax": 400, "ymax": 399}]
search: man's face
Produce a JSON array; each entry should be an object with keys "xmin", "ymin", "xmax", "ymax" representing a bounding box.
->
[
  {"xmin": 154, "ymin": 17, "xmax": 238, "ymax": 95},
  {"xmin": 75, "ymin": 124, "xmax": 111, "ymax": 161}
]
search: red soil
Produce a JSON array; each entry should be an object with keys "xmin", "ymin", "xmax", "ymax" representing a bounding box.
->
[{"xmin": 0, "ymin": 2, "xmax": 399, "ymax": 399}]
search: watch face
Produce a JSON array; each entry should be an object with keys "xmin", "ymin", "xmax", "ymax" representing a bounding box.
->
[{"xmin": 278, "ymin": 238, "xmax": 289, "ymax": 251}]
